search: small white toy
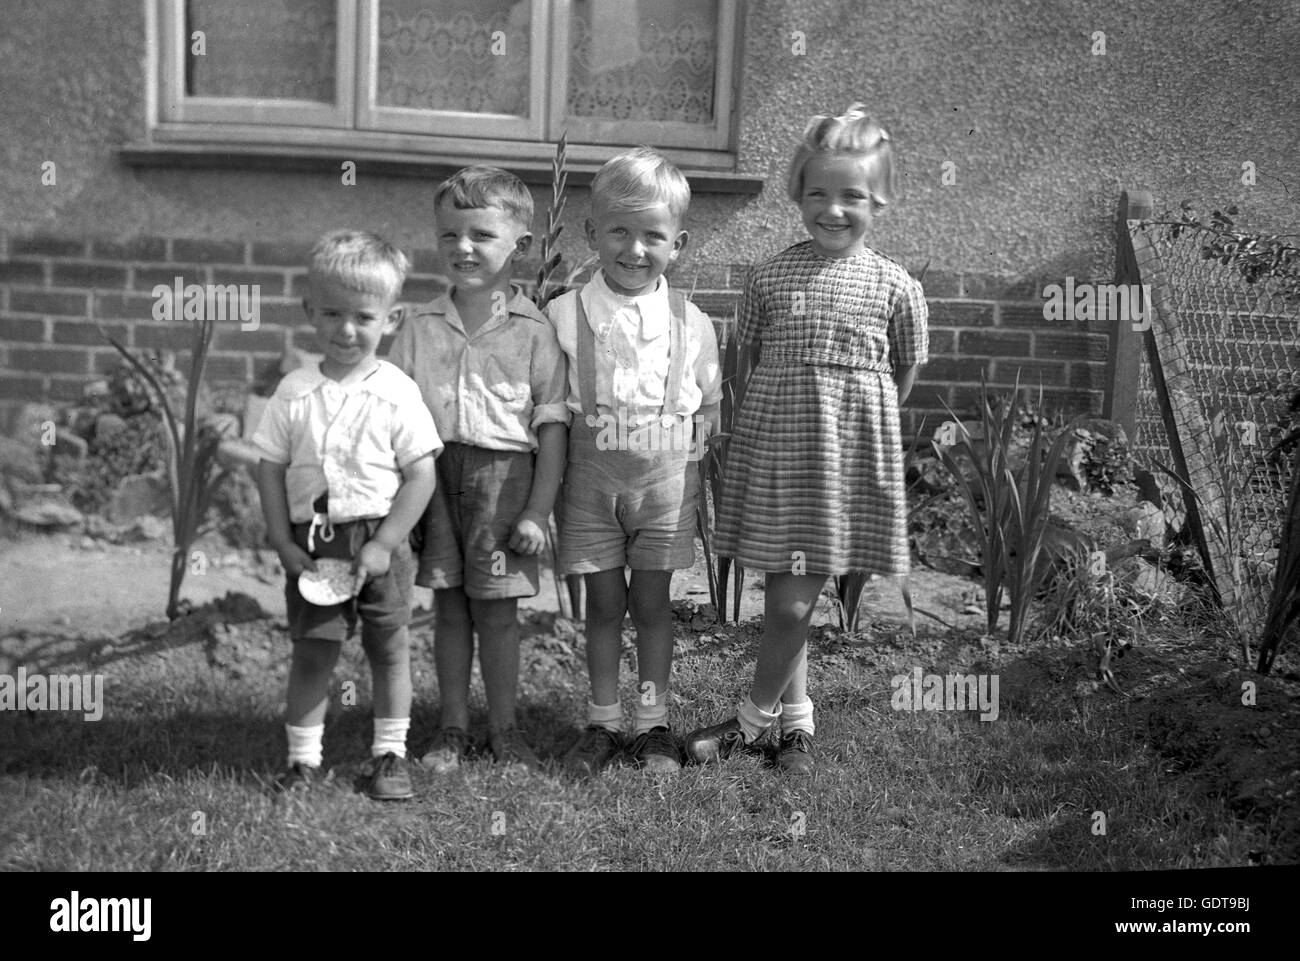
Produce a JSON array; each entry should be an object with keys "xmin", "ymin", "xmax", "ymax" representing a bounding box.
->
[{"xmin": 297, "ymin": 558, "xmax": 357, "ymax": 606}]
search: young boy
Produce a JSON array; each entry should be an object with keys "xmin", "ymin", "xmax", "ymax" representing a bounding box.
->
[
  {"xmin": 546, "ymin": 147, "xmax": 721, "ymax": 775},
  {"xmin": 387, "ymin": 166, "xmax": 568, "ymax": 772},
  {"xmin": 253, "ymin": 230, "xmax": 440, "ymax": 801}
]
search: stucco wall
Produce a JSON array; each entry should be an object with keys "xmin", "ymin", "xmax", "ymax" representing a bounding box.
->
[{"xmin": 3, "ymin": 0, "xmax": 1296, "ymax": 277}]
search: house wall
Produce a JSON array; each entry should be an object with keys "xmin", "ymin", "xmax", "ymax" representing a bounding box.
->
[{"xmin": 2, "ymin": 0, "xmax": 1296, "ymax": 435}]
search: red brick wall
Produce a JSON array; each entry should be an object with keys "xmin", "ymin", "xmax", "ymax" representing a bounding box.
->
[{"xmin": 0, "ymin": 232, "xmax": 1110, "ymax": 436}]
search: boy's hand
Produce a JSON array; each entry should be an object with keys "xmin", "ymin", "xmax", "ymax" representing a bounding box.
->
[
  {"xmin": 353, "ymin": 539, "xmax": 393, "ymax": 594},
  {"xmin": 509, "ymin": 509, "xmax": 549, "ymax": 556},
  {"xmin": 274, "ymin": 542, "xmax": 317, "ymax": 578}
]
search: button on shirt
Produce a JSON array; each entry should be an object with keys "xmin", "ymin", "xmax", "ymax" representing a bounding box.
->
[
  {"xmin": 548, "ymin": 270, "xmax": 721, "ymax": 428},
  {"xmin": 251, "ymin": 361, "xmax": 441, "ymax": 524},
  {"xmin": 386, "ymin": 287, "xmax": 570, "ymax": 451}
]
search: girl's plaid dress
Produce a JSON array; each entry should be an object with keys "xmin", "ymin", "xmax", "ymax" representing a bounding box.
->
[{"xmin": 713, "ymin": 241, "xmax": 928, "ymax": 575}]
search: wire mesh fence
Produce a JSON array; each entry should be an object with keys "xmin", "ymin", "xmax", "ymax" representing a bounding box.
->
[{"xmin": 1130, "ymin": 220, "xmax": 1298, "ymax": 635}]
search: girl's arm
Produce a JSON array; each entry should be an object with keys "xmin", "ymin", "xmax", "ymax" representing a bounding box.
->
[
  {"xmin": 734, "ymin": 339, "xmax": 760, "ymax": 411},
  {"xmin": 894, "ymin": 364, "xmax": 917, "ymax": 404}
]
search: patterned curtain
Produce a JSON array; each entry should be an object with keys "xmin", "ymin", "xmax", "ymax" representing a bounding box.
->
[
  {"xmin": 376, "ymin": 0, "xmax": 532, "ymax": 115},
  {"xmin": 568, "ymin": 0, "xmax": 717, "ymax": 124},
  {"xmin": 187, "ymin": 0, "xmax": 337, "ymax": 102}
]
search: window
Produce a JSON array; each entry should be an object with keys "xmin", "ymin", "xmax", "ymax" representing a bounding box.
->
[{"xmin": 153, "ymin": 0, "xmax": 741, "ymax": 168}]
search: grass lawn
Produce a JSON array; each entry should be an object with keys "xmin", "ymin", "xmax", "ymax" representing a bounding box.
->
[{"xmin": 3, "ymin": 587, "xmax": 1297, "ymax": 872}]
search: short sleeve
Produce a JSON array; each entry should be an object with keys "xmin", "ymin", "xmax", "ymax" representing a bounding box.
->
[
  {"xmin": 734, "ymin": 272, "xmax": 765, "ymax": 347},
  {"xmin": 250, "ymin": 392, "xmax": 292, "ymax": 464},
  {"xmin": 888, "ymin": 275, "xmax": 929, "ymax": 367},
  {"xmin": 390, "ymin": 393, "xmax": 442, "ymax": 469},
  {"xmin": 529, "ymin": 319, "xmax": 571, "ymax": 430},
  {"xmin": 688, "ymin": 303, "xmax": 723, "ymax": 407}
]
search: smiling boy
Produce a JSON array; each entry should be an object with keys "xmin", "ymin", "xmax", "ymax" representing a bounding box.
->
[
  {"xmin": 545, "ymin": 147, "xmax": 721, "ymax": 776},
  {"xmin": 387, "ymin": 166, "xmax": 568, "ymax": 772},
  {"xmin": 253, "ymin": 230, "xmax": 440, "ymax": 800}
]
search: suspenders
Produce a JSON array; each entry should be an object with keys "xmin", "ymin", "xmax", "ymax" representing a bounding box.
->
[{"xmin": 574, "ymin": 287, "xmax": 688, "ymax": 421}]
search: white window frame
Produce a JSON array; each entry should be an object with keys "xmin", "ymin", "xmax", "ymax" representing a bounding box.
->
[{"xmin": 150, "ymin": 0, "xmax": 741, "ymax": 166}]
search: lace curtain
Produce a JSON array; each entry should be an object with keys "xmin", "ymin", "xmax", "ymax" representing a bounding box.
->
[
  {"xmin": 187, "ymin": 0, "xmax": 337, "ymax": 102},
  {"xmin": 568, "ymin": 0, "xmax": 717, "ymax": 125},
  {"xmin": 376, "ymin": 0, "xmax": 532, "ymax": 115}
]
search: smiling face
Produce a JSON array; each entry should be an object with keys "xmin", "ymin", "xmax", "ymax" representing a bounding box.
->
[
  {"xmin": 303, "ymin": 275, "xmax": 401, "ymax": 380},
  {"xmin": 798, "ymin": 153, "xmax": 882, "ymax": 259},
  {"xmin": 435, "ymin": 201, "xmax": 531, "ymax": 296},
  {"xmin": 585, "ymin": 200, "xmax": 687, "ymax": 296}
]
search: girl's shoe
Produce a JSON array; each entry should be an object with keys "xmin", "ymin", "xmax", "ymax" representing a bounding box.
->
[
  {"xmin": 562, "ymin": 725, "xmax": 624, "ymax": 776},
  {"xmin": 626, "ymin": 726, "xmax": 681, "ymax": 774},
  {"xmin": 489, "ymin": 726, "xmax": 541, "ymax": 771},
  {"xmin": 685, "ymin": 717, "xmax": 751, "ymax": 764},
  {"xmin": 419, "ymin": 727, "xmax": 470, "ymax": 774},
  {"xmin": 274, "ymin": 762, "xmax": 320, "ymax": 796},
  {"xmin": 776, "ymin": 729, "xmax": 815, "ymax": 774},
  {"xmin": 367, "ymin": 752, "xmax": 414, "ymax": 801}
]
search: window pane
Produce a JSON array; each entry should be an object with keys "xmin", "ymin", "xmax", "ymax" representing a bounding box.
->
[
  {"xmin": 186, "ymin": 0, "xmax": 337, "ymax": 102},
  {"xmin": 376, "ymin": 0, "xmax": 531, "ymax": 115},
  {"xmin": 568, "ymin": 0, "xmax": 717, "ymax": 125}
]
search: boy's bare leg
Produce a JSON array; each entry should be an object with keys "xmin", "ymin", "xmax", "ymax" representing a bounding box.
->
[
  {"xmin": 627, "ymin": 570, "xmax": 674, "ymax": 702},
  {"xmin": 362, "ymin": 625, "xmax": 411, "ymax": 721},
  {"xmin": 748, "ymin": 572, "xmax": 825, "ymax": 712},
  {"xmin": 583, "ymin": 568, "xmax": 629, "ymax": 706},
  {"xmin": 286, "ymin": 638, "xmax": 341, "ymax": 726},
  {"xmin": 434, "ymin": 587, "xmax": 474, "ymax": 730},
  {"xmin": 471, "ymin": 596, "xmax": 521, "ymax": 733}
]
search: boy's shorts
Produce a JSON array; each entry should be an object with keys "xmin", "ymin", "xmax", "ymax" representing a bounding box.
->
[
  {"xmin": 414, "ymin": 442, "xmax": 539, "ymax": 599},
  {"xmin": 284, "ymin": 514, "xmax": 414, "ymax": 643},
  {"xmin": 559, "ymin": 446, "xmax": 699, "ymax": 574}
]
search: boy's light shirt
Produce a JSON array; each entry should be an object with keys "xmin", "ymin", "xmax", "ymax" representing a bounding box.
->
[
  {"xmin": 387, "ymin": 287, "xmax": 570, "ymax": 451},
  {"xmin": 251, "ymin": 360, "xmax": 441, "ymax": 524},
  {"xmin": 549, "ymin": 269, "xmax": 722, "ymax": 427}
]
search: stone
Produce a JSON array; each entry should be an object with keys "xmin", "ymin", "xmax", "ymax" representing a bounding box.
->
[
  {"xmin": 13, "ymin": 494, "xmax": 83, "ymax": 528},
  {"xmin": 126, "ymin": 515, "xmax": 170, "ymax": 541},
  {"xmin": 108, "ymin": 472, "xmax": 171, "ymax": 524},
  {"xmin": 94, "ymin": 413, "xmax": 128, "ymax": 440},
  {"xmin": 0, "ymin": 436, "xmax": 45, "ymax": 484},
  {"xmin": 1114, "ymin": 556, "xmax": 1186, "ymax": 605},
  {"xmin": 53, "ymin": 428, "xmax": 88, "ymax": 465},
  {"xmin": 13, "ymin": 403, "xmax": 58, "ymax": 448},
  {"xmin": 1127, "ymin": 501, "xmax": 1166, "ymax": 549}
]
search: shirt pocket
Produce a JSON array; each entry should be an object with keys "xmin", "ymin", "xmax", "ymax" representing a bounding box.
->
[{"xmin": 483, "ymin": 354, "xmax": 531, "ymax": 408}]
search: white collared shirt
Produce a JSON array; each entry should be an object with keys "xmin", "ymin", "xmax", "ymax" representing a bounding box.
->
[
  {"xmin": 547, "ymin": 270, "xmax": 722, "ymax": 427},
  {"xmin": 251, "ymin": 360, "xmax": 441, "ymax": 523}
]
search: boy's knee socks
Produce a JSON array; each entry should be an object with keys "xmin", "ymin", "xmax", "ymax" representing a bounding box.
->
[
  {"xmin": 588, "ymin": 700, "xmax": 625, "ymax": 733},
  {"xmin": 286, "ymin": 722, "xmax": 325, "ymax": 768},
  {"xmin": 372, "ymin": 716, "xmax": 410, "ymax": 758},
  {"xmin": 780, "ymin": 698, "xmax": 814, "ymax": 736},
  {"xmin": 737, "ymin": 696, "xmax": 781, "ymax": 743}
]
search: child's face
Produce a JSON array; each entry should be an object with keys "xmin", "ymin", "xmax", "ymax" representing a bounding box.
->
[
  {"xmin": 798, "ymin": 154, "xmax": 879, "ymax": 258},
  {"xmin": 435, "ymin": 201, "xmax": 531, "ymax": 295},
  {"xmin": 303, "ymin": 276, "xmax": 401, "ymax": 379},
  {"xmin": 585, "ymin": 200, "xmax": 687, "ymax": 296}
]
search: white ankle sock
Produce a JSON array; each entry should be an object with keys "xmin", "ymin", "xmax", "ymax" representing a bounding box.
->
[
  {"xmin": 736, "ymin": 696, "xmax": 781, "ymax": 743},
  {"xmin": 371, "ymin": 716, "xmax": 410, "ymax": 759},
  {"xmin": 588, "ymin": 701, "xmax": 625, "ymax": 733},
  {"xmin": 632, "ymin": 687, "xmax": 669, "ymax": 735},
  {"xmin": 780, "ymin": 698, "xmax": 814, "ymax": 735},
  {"xmin": 286, "ymin": 722, "xmax": 324, "ymax": 768}
]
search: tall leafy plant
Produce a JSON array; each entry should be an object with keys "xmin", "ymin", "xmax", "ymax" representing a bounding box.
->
[
  {"xmin": 932, "ymin": 377, "xmax": 1080, "ymax": 643},
  {"xmin": 533, "ymin": 133, "xmax": 597, "ymax": 618},
  {"xmin": 100, "ymin": 328, "xmax": 228, "ymax": 620}
]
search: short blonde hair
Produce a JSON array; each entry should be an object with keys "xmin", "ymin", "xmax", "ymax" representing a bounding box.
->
[
  {"xmin": 787, "ymin": 103, "xmax": 894, "ymax": 206},
  {"xmin": 434, "ymin": 165, "xmax": 534, "ymax": 233},
  {"xmin": 590, "ymin": 147, "xmax": 691, "ymax": 223},
  {"xmin": 307, "ymin": 230, "xmax": 409, "ymax": 302}
]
